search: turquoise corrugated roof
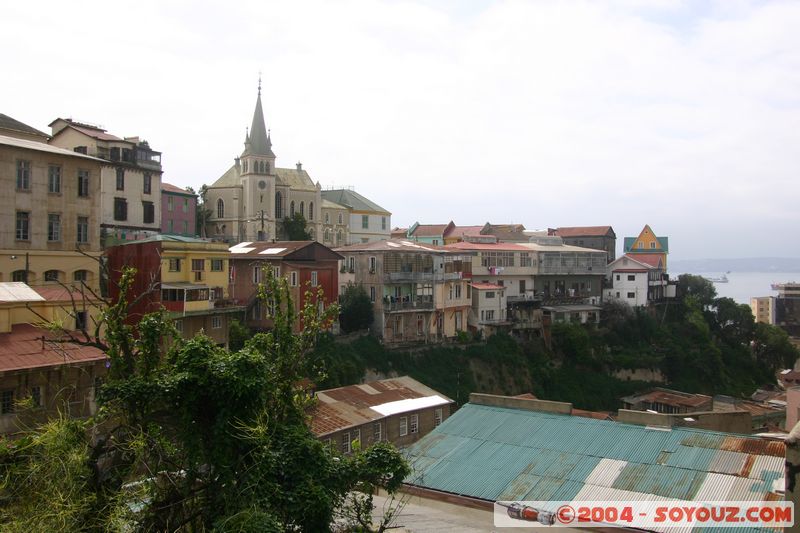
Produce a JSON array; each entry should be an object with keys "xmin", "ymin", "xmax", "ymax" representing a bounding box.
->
[{"xmin": 405, "ymin": 402, "xmax": 784, "ymax": 533}]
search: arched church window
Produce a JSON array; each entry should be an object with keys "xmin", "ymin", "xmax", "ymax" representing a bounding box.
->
[
  {"xmin": 243, "ymin": 160, "xmax": 248, "ymax": 173},
  {"xmin": 300, "ymin": 202, "xmax": 305, "ymax": 218},
  {"xmin": 290, "ymin": 201, "xmax": 295, "ymax": 217},
  {"xmin": 309, "ymin": 228, "xmax": 315, "ymax": 240},
  {"xmin": 265, "ymin": 161, "xmax": 270, "ymax": 174},
  {"xmin": 309, "ymin": 202, "xmax": 314, "ymax": 221},
  {"xmin": 217, "ymin": 198, "xmax": 225, "ymax": 218},
  {"xmin": 275, "ymin": 192, "xmax": 283, "ymax": 219}
]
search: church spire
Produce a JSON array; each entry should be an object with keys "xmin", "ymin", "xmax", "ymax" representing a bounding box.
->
[{"xmin": 242, "ymin": 77, "xmax": 275, "ymax": 158}]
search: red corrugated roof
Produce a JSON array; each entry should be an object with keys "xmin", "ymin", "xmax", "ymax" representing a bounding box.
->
[
  {"xmin": 161, "ymin": 182, "xmax": 196, "ymax": 195},
  {"xmin": 625, "ymin": 253, "xmax": 664, "ymax": 268},
  {"xmin": 0, "ymin": 324, "xmax": 107, "ymax": 372},
  {"xmin": 554, "ymin": 226, "xmax": 613, "ymax": 237}
]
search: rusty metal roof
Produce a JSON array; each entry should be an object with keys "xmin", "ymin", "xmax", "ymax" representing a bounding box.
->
[
  {"xmin": 405, "ymin": 403, "xmax": 785, "ymax": 531},
  {"xmin": 309, "ymin": 376, "xmax": 453, "ymax": 437},
  {"xmin": 0, "ymin": 324, "xmax": 107, "ymax": 373}
]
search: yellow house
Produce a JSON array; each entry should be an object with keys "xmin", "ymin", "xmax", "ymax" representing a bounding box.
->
[{"xmin": 623, "ymin": 224, "xmax": 669, "ymax": 270}]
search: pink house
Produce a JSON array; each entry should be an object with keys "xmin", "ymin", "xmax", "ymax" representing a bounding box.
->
[{"xmin": 161, "ymin": 183, "xmax": 197, "ymax": 236}]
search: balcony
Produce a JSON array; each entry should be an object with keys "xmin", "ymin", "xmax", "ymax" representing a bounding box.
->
[
  {"xmin": 384, "ymin": 296, "xmax": 434, "ymax": 312},
  {"xmin": 383, "ymin": 271, "xmax": 464, "ymax": 283}
]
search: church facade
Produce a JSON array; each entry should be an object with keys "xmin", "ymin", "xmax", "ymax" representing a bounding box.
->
[{"xmin": 205, "ymin": 86, "xmax": 322, "ymax": 243}]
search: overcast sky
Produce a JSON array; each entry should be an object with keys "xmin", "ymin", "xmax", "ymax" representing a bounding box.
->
[{"xmin": 3, "ymin": 0, "xmax": 799, "ymax": 260}]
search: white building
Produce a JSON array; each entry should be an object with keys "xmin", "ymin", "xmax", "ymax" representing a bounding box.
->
[
  {"xmin": 321, "ymin": 189, "xmax": 391, "ymax": 244},
  {"xmin": 605, "ymin": 254, "xmax": 673, "ymax": 307}
]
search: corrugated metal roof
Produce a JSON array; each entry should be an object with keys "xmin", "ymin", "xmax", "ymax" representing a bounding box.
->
[{"xmin": 406, "ymin": 402, "xmax": 786, "ymax": 533}]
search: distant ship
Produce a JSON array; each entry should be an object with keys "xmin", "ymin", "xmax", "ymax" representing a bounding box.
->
[{"xmin": 705, "ymin": 274, "xmax": 728, "ymax": 283}]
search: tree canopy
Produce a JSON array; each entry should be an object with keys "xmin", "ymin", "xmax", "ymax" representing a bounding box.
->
[
  {"xmin": 339, "ymin": 283, "xmax": 374, "ymax": 334},
  {"xmin": 282, "ymin": 212, "xmax": 312, "ymax": 240},
  {"xmin": 0, "ymin": 269, "xmax": 408, "ymax": 532}
]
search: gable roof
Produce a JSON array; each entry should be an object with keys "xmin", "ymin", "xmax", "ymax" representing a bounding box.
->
[
  {"xmin": 409, "ymin": 221, "xmax": 454, "ymax": 238},
  {"xmin": 49, "ymin": 118, "xmax": 125, "ymax": 142},
  {"xmin": 405, "ymin": 401, "xmax": 785, "ymax": 514},
  {"xmin": 608, "ymin": 254, "xmax": 660, "ymax": 271},
  {"xmin": 321, "ymin": 198, "xmax": 346, "ymax": 210},
  {"xmin": 624, "ymin": 253, "xmax": 664, "ymax": 269},
  {"xmin": 309, "ymin": 376, "xmax": 453, "ymax": 437},
  {"xmin": 321, "ymin": 189, "xmax": 390, "ymax": 215},
  {"xmin": 275, "ymin": 168, "xmax": 317, "ymax": 192},
  {"xmin": 553, "ymin": 226, "xmax": 615, "ymax": 238},
  {"xmin": 0, "ymin": 113, "xmax": 49, "ymax": 139}
]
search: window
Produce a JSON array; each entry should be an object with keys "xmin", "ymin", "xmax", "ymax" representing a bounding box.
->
[
  {"xmin": 627, "ymin": 292, "xmax": 636, "ymax": 299},
  {"xmin": 78, "ymin": 170, "xmax": 90, "ymax": 197},
  {"xmin": 168, "ymin": 196, "xmax": 174, "ymax": 212},
  {"xmin": 73, "ymin": 270, "xmax": 88, "ymax": 282},
  {"xmin": 309, "ymin": 202, "xmax": 314, "ymax": 220},
  {"xmin": 11, "ymin": 270, "xmax": 25, "ymax": 283},
  {"xmin": 183, "ymin": 220, "xmax": 189, "ymax": 234},
  {"xmin": 486, "ymin": 310, "xmax": 495, "ymax": 320},
  {"xmin": 370, "ymin": 286, "xmax": 376, "ymax": 303},
  {"xmin": 352, "ymin": 428, "xmax": 360, "ymax": 447},
  {"xmin": 275, "ymin": 192, "xmax": 283, "ymax": 218},
  {"xmin": 627, "ymin": 274, "xmax": 635, "ymax": 281},
  {"xmin": 143, "ymin": 173, "xmax": 152, "ymax": 194},
  {"xmin": 253, "ymin": 266, "xmax": 262, "ymax": 284},
  {"xmin": 273, "ymin": 266, "xmax": 281, "ymax": 278},
  {"xmin": 191, "ymin": 259, "xmax": 205, "ymax": 271},
  {"xmin": 30, "ymin": 386, "xmax": 41, "ymax": 408},
  {"xmin": 324, "ymin": 229, "xmax": 331, "ymax": 242},
  {"xmin": 324, "ymin": 212, "xmax": 330, "ymax": 224},
  {"xmin": 399, "ymin": 417, "xmax": 408, "ymax": 436},
  {"xmin": 290, "ymin": 271, "xmax": 298, "ymax": 286},
  {"xmin": 341, "ymin": 432, "xmax": 351, "ymax": 454},
  {"xmin": 17, "ymin": 160, "xmax": 32, "ymax": 190},
  {"xmin": 113, "ymin": 198, "xmax": 127, "ymax": 221},
  {"xmin": 410, "ymin": 414, "xmax": 419, "ymax": 434},
  {"xmin": 47, "ymin": 214, "xmax": 61, "ymax": 241},
  {"xmin": 75, "ymin": 310, "xmax": 87, "ymax": 330},
  {"xmin": 417, "ymin": 314, "xmax": 424, "ymax": 336},
  {"xmin": 16, "ymin": 211, "xmax": 29, "ymax": 240},
  {"xmin": 616, "ymin": 291, "xmax": 621, "ymax": 298},
  {"xmin": 520, "ymin": 253, "xmax": 532, "ymax": 267},
  {"xmin": 300, "ymin": 201, "xmax": 304, "ymax": 218},
  {"xmin": 290, "ymin": 201, "xmax": 295, "ymax": 217},
  {"xmin": 115, "ymin": 167, "xmax": 125, "ymax": 190},
  {"xmin": 169, "ymin": 258, "xmax": 182, "ymax": 272},
  {"xmin": 485, "ymin": 291, "xmax": 495, "ymax": 299},
  {"xmin": 373, "ymin": 422, "xmax": 382, "ymax": 442},
  {"xmin": 650, "ymin": 242, "xmax": 656, "ymax": 249},
  {"xmin": 348, "ymin": 256, "xmax": 355, "ymax": 272},
  {"xmin": 434, "ymin": 408, "xmax": 443, "ymax": 427},
  {"xmin": 142, "ymin": 201, "xmax": 155, "ymax": 224},
  {"xmin": 615, "ymin": 274, "xmax": 620, "ymax": 281},
  {"xmin": 311, "ymin": 271, "xmax": 318, "ymax": 287},
  {"xmin": 77, "ymin": 217, "xmax": 89, "ymax": 244},
  {"xmin": 211, "ymin": 316, "xmax": 222, "ymax": 329},
  {"xmin": 48, "ymin": 165, "xmax": 61, "ymax": 193},
  {"xmin": 45, "ymin": 270, "xmax": 60, "ymax": 282},
  {"xmin": 211, "ymin": 259, "xmax": 223, "ymax": 272},
  {"xmin": 454, "ymin": 283, "xmax": 462, "ymax": 299},
  {"xmin": 175, "ymin": 319, "xmax": 183, "ymax": 333},
  {"xmin": 361, "ymin": 215, "xmax": 369, "ymax": 229},
  {"xmin": 182, "ymin": 197, "xmax": 189, "ymax": 213},
  {"xmin": 381, "ymin": 216, "xmax": 387, "ymax": 230},
  {"xmin": 1, "ymin": 390, "xmax": 13, "ymax": 414},
  {"xmin": 338, "ymin": 213, "xmax": 343, "ymax": 224},
  {"xmin": 369, "ymin": 257, "xmax": 377, "ymax": 273}
]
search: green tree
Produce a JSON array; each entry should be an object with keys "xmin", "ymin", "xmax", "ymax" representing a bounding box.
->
[
  {"xmin": 339, "ymin": 283, "xmax": 374, "ymax": 333},
  {"xmin": 753, "ymin": 322, "xmax": 800, "ymax": 373},
  {"xmin": 0, "ymin": 268, "xmax": 409, "ymax": 532},
  {"xmin": 228, "ymin": 317, "xmax": 252, "ymax": 351},
  {"xmin": 282, "ymin": 212, "xmax": 312, "ymax": 240}
]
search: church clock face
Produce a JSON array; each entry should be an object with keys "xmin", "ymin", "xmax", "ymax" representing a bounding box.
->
[{"xmin": 258, "ymin": 180, "xmax": 267, "ymax": 190}]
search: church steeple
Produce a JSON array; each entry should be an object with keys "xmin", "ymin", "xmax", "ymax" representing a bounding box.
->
[{"xmin": 242, "ymin": 76, "xmax": 275, "ymax": 158}]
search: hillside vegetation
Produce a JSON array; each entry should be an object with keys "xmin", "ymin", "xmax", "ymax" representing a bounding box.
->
[{"xmin": 313, "ymin": 275, "xmax": 798, "ymax": 411}]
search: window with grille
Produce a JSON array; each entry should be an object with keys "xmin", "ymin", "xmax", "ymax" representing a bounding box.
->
[
  {"xmin": 78, "ymin": 170, "xmax": 90, "ymax": 197},
  {"xmin": 48, "ymin": 165, "xmax": 61, "ymax": 193},
  {"xmin": 410, "ymin": 414, "xmax": 419, "ymax": 434},
  {"xmin": 16, "ymin": 160, "xmax": 30, "ymax": 190},
  {"xmin": 341, "ymin": 432, "xmax": 351, "ymax": 454},
  {"xmin": 399, "ymin": 417, "xmax": 408, "ymax": 436},
  {"xmin": 16, "ymin": 211, "xmax": 29, "ymax": 240},
  {"xmin": 434, "ymin": 408, "xmax": 443, "ymax": 427},
  {"xmin": 48, "ymin": 214, "xmax": 61, "ymax": 241}
]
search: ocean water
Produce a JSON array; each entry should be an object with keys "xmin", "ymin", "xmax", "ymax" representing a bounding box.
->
[{"xmin": 676, "ymin": 271, "xmax": 799, "ymax": 305}]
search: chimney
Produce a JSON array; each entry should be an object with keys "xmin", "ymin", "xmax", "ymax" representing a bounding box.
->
[{"xmin": 296, "ymin": 161, "xmax": 302, "ymax": 171}]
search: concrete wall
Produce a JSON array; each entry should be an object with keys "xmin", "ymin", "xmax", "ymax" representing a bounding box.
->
[
  {"xmin": 617, "ymin": 409, "xmax": 752, "ymax": 434},
  {"xmin": 470, "ymin": 393, "xmax": 572, "ymax": 415}
]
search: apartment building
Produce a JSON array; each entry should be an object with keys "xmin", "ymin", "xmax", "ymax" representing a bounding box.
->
[
  {"xmin": 322, "ymin": 189, "xmax": 391, "ymax": 244},
  {"xmin": 336, "ymin": 240, "xmax": 472, "ymax": 343},
  {"xmin": 161, "ymin": 183, "xmax": 197, "ymax": 237},
  {"xmin": 227, "ymin": 240, "xmax": 342, "ymax": 332},
  {"xmin": 48, "ymin": 118, "xmax": 163, "ymax": 246},
  {"xmin": 0, "ymin": 116, "xmax": 103, "ymax": 289},
  {"xmin": 107, "ymin": 235, "xmax": 245, "ymax": 347}
]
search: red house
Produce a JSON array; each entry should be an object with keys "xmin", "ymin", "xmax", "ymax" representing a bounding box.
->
[{"xmin": 227, "ymin": 241, "xmax": 343, "ymax": 331}]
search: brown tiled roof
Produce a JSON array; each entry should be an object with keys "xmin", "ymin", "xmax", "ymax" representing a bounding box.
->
[
  {"xmin": 64, "ymin": 122, "xmax": 124, "ymax": 142},
  {"xmin": 0, "ymin": 324, "xmax": 107, "ymax": 373},
  {"xmin": 553, "ymin": 226, "xmax": 614, "ymax": 237},
  {"xmin": 410, "ymin": 224, "xmax": 450, "ymax": 237},
  {"xmin": 161, "ymin": 182, "xmax": 196, "ymax": 195},
  {"xmin": 308, "ymin": 376, "xmax": 453, "ymax": 437}
]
